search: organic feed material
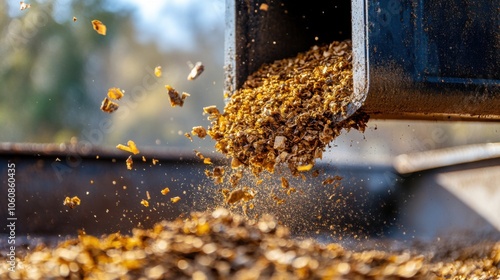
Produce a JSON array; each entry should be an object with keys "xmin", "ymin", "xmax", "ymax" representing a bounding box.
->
[
  {"xmin": 160, "ymin": 187, "xmax": 170, "ymax": 195},
  {"xmin": 191, "ymin": 126, "xmax": 207, "ymax": 138},
  {"xmin": 116, "ymin": 140, "xmax": 140, "ymax": 155},
  {"xmin": 187, "ymin": 61, "xmax": 204, "ymax": 80},
  {"xmin": 126, "ymin": 155, "xmax": 133, "ymax": 170},
  {"xmin": 207, "ymin": 40, "xmax": 369, "ymax": 176},
  {"xmin": 154, "ymin": 66, "xmax": 162, "ymax": 77},
  {"xmin": 100, "ymin": 97, "xmax": 119, "ymax": 113},
  {"xmin": 165, "ymin": 85, "xmax": 190, "ymax": 107},
  {"xmin": 100, "ymin": 88, "xmax": 124, "ymax": 113},
  {"xmin": 3, "ymin": 209, "xmax": 499, "ymax": 279},
  {"xmin": 63, "ymin": 196, "xmax": 81, "ymax": 209},
  {"xmin": 223, "ymin": 187, "xmax": 256, "ymax": 204},
  {"xmin": 19, "ymin": 1, "xmax": 31, "ymax": 10},
  {"xmin": 184, "ymin": 132, "xmax": 193, "ymax": 142},
  {"xmin": 91, "ymin": 20, "xmax": 106, "ymax": 36},
  {"xmin": 140, "ymin": 199, "xmax": 149, "ymax": 207},
  {"xmin": 107, "ymin": 87, "xmax": 124, "ymax": 100},
  {"xmin": 203, "ymin": 105, "xmax": 220, "ymax": 115},
  {"xmin": 170, "ymin": 196, "xmax": 181, "ymax": 203}
]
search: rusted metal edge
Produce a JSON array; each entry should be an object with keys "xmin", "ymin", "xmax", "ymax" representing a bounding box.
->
[{"xmin": 0, "ymin": 142, "xmax": 210, "ymax": 161}]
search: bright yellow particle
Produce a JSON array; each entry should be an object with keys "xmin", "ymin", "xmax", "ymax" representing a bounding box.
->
[
  {"xmin": 91, "ymin": 20, "xmax": 107, "ymax": 35},
  {"xmin": 297, "ymin": 164, "xmax": 314, "ymax": 172},
  {"xmin": 161, "ymin": 187, "xmax": 170, "ymax": 195},
  {"xmin": 154, "ymin": 66, "xmax": 162, "ymax": 77},
  {"xmin": 107, "ymin": 87, "xmax": 124, "ymax": 100}
]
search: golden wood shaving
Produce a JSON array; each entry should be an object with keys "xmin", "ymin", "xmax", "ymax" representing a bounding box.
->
[
  {"xmin": 140, "ymin": 199, "xmax": 149, "ymax": 207},
  {"xmin": 194, "ymin": 150, "xmax": 205, "ymax": 160},
  {"xmin": 154, "ymin": 66, "xmax": 162, "ymax": 77},
  {"xmin": 297, "ymin": 164, "xmax": 314, "ymax": 172},
  {"xmin": 203, "ymin": 105, "xmax": 220, "ymax": 115},
  {"xmin": 63, "ymin": 196, "xmax": 81, "ymax": 209},
  {"xmin": 225, "ymin": 188, "xmax": 256, "ymax": 204},
  {"xmin": 165, "ymin": 85, "xmax": 189, "ymax": 107},
  {"xmin": 281, "ymin": 177, "xmax": 289, "ymax": 189},
  {"xmin": 116, "ymin": 140, "xmax": 140, "ymax": 155},
  {"xmin": 191, "ymin": 126, "xmax": 207, "ymax": 138},
  {"xmin": 126, "ymin": 156, "xmax": 133, "ymax": 170},
  {"xmin": 184, "ymin": 133, "xmax": 193, "ymax": 142},
  {"xmin": 231, "ymin": 157, "xmax": 243, "ymax": 169},
  {"xmin": 161, "ymin": 187, "xmax": 170, "ymax": 195},
  {"xmin": 100, "ymin": 97, "xmax": 119, "ymax": 113},
  {"xmin": 107, "ymin": 87, "xmax": 124, "ymax": 100},
  {"xmin": 91, "ymin": 20, "xmax": 106, "ymax": 35},
  {"xmin": 322, "ymin": 175, "xmax": 343, "ymax": 186},
  {"xmin": 213, "ymin": 166, "xmax": 224, "ymax": 177},
  {"xmin": 170, "ymin": 196, "xmax": 181, "ymax": 203},
  {"xmin": 187, "ymin": 61, "xmax": 204, "ymax": 80}
]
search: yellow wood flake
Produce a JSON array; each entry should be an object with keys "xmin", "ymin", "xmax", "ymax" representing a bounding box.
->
[
  {"xmin": 161, "ymin": 187, "xmax": 170, "ymax": 195},
  {"xmin": 100, "ymin": 97, "xmax": 119, "ymax": 113},
  {"xmin": 154, "ymin": 66, "xmax": 162, "ymax": 77},
  {"xmin": 91, "ymin": 20, "xmax": 107, "ymax": 35},
  {"xmin": 116, "ymin": 140, "xmax": 140, "ymax": 155},
  {"xmin": 63, "ymin": 196, "xmax": 81, "ymax": 209},
  {"xmin": 297, "ymin": 164, "xmax": 314, "ymax": 172},
  {"xmin": 126, "ymin": 156, "xmax": 133, "ymax": 170},
  {"xmin": 107, "ymin": 87, "xmax": 124, "ymax": 100}
]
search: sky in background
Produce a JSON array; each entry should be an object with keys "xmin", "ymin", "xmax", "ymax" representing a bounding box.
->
[
  {"xmin": 6, "ymin": 0, "xmax": 225, "ymax": 51},
  {"xmin": 115, "ymin": 0, "xmax": 225, "ymax": 51}
]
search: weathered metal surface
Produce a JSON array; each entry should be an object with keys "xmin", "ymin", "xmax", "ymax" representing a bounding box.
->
[{"xmin": 227, "ymin": 0, "xmax": 500, "ymax": 120}]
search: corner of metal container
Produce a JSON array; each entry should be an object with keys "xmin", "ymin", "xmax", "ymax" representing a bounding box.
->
[
  {"xmin": 224, "ymin": 0, "xmax": 237, "ymax": 102},
  {"xmin": 351, "ymin": 0, "xmax": 369, "ymax": 108}
]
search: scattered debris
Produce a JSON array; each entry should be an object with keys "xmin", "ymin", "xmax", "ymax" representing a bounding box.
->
[
  {"xmin": 91, "ymin": 20, "xmax": 106, "ymax": 35},
  {"xmin": 100, "ymin": 97, "xmax": 119, "ymax": 113},
  {"xmin": 165, "ymin": 85, "xmax": 189, "ymax": 107},
  {"xmin": 187, "ymin": 61, "xmax": 204, "ymax": 80},
  {"xmin": 116, "ymin": 140, "xmax": 140, "ymax": 155},
  {"xmin": 154, "ymin": 66, "xmax": 162, "ymax": 77},
  {"xmin": 63, "ymin": 196, "xmax": 81, "ymax": 209}
]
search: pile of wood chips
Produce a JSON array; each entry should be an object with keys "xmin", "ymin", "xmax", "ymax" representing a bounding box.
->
[
  {"xmin": 207, "ymin": 40, "xmax": 369, "ymax": 176},
  {"xmin": 3, "ymin": 209, "xmax": 499, "ymax": 279}
]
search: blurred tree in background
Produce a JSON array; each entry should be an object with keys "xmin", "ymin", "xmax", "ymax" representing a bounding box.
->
[
  {"xmin": 0, "ymin": 0, "xmax": 126, "ymax": 142},
  {"xmin": 0, "ymin": 0, "xmax": 225, "ymax": 150}
]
